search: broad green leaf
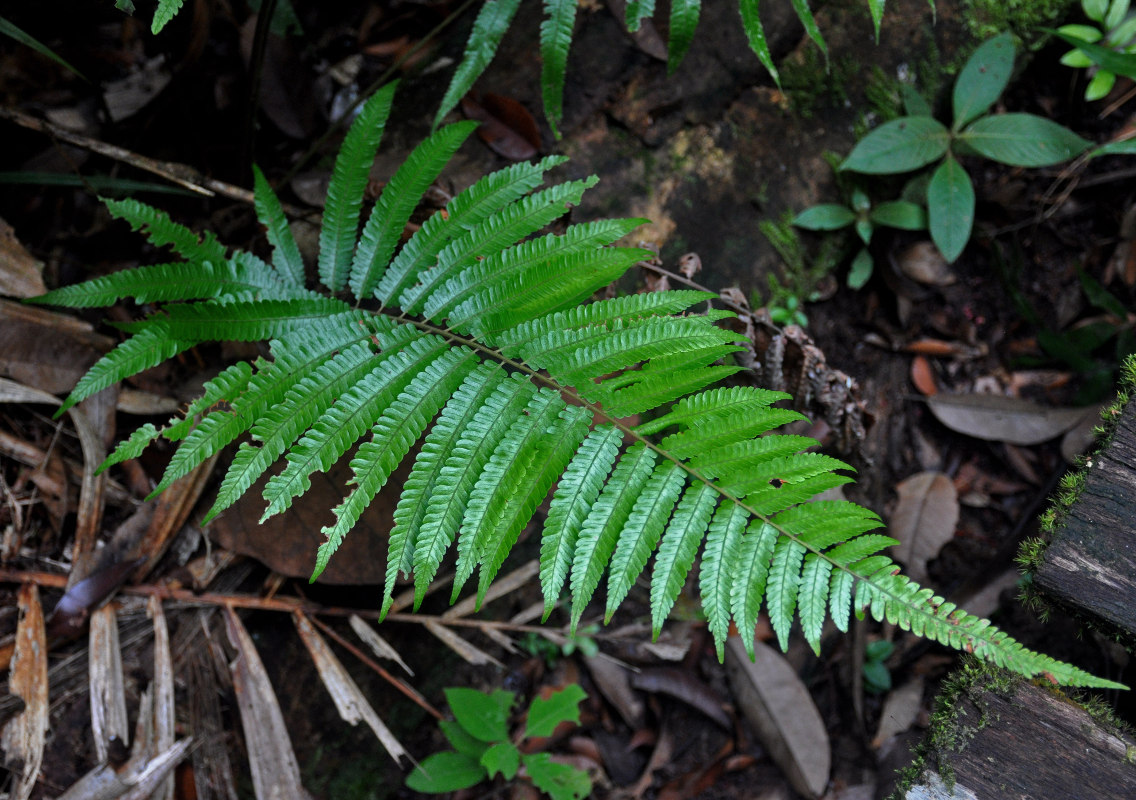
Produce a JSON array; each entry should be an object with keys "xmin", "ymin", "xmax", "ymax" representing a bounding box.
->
[
  {"xmin": 480, "ymin": 742, "xmax": 520, "ymax": 780},
  {"xmin": 668, "ymin": 0, "xmax": 701, "ymax": 73},
  {"xmin": 739, "ymin": 0, "xmax": 780, "ymax": 86},
  {"xmin": 522, "ymin": 753, "xmax": 592, "ymax": 800},
  {"xmin": 405, "ymin": 751, "xmax": 486, "ymax": 793},
  {"xmin": 869, "ymin": 200, "xmax": 927, "ymax": 230},
  {"xmin": 793, "ymin": 204, "xmax": 855, "ymax": 230},
  {"xmin": 1088, "ymin": 137, "xmax": 1136, "ymax": 158},
  {"xmin": 901, "ymin": 84, "xmax": 932, "ymax": 117},
  {"xmin": 847, "ymin": 247, "xmax": 874, "ymax": 290},
  {"xmin": 434, "ymin": 0, "xmax": 522, "ymax": 130},
  {"xmin": 1106, "ymin": 0, "xmax": 1130, "ymax": 29},
  {"xmin": 953, "ymin": 33, "xmax": 1015, "ymax": 129},
  {"xmin": 959, "ymin": 114, "xmax": 1091, "ymax": 167},
  {"xmin": 927, "ymin": 158, "xmax": 974, "ymax": 264},
  {"xmin": 440, "ymin": 719, "xmax": 490, "ymax": 758},
  {"xmin": 1048, "ymin": 29, "xmax": 1136, "ymax": 79},
  {"xmin": 840, "ymin": 117, "xmax": 949, "ymax": 174},
  {"xmin": 1086, "ymin": 0, "xmax": 1110, "ymax": 22},
  {"xmin": 445, "ymin": 687, "xmax": 514, "ymax": 743},
  {"xmin": 524, "ymin": 685, "xmax": 587, "ymax": 738}
]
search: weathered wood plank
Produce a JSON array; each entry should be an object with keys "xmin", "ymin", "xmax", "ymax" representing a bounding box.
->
[
  {"xmin": 1035, "ymin": 400, "xmax": 1136, "ymax": 639},
  {"xmin": 907, "ymin": 678, "xmax": 1136, "ymax": 800}
]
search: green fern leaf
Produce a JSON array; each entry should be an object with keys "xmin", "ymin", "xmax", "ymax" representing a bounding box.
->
[
  {"xmin": 59, "ymin": 327, "xmax": 192, "ymax": 415},
  {"xmin": 730, "ymin": 520, "xmax": 778, "ymax": 657},
  {"xmin": 349, "ymin": 122, "xmax": 478, "ymax": 300},
  {"xmin": 700, "ymin": 501, "xmax": 749, "ymax": 659},
  {"xmin": 828, "ymin": 568, "xmax": 855, "ymax": 632},
  {"xmin": 650, "ymin": 483, "xmax": 717, "ymax": 637},
  {"xmin": 540, "ymin": 424, "xmax": 623, "ymax": 618},
  {"xmin": 318, "ymin": 82, "xmax": 397, "ymax": 293},
  {"xmin": 766, "ymin": 535, "xmax": 806, "ymax": 650},
  {"xmin": 433, "ymin": 0, "xmax": 523, "ymax": 130},
  {"xmin": 540, "ymin": 0, "xmax": 578, "ymax": 138},
  {"xmin": 867, "ymin": 0, "xmax": 886, "ymax": 39},
  {"xmin": 798, "ymin": 554, "xmax": 832, "ymax": 655},
  {"xmin": 738, "ymin": 0, "xmax": 780, "ymax": 87},
  {"xmin": 101, "ymin": 423, "xmax": 161, "ymax": 472},
  {"xmin": 387, "ymin": 363, "xmax": 507, "ymax": 614},
  {"xmin": 789, "ymin": 0, "xmax": 827, "ymax": 59},
  {"xmin": 635, "ymin": 385, "xmax": 792, "ymax": 435},
  {"xmin": 592, "ymin": 363, "xmax": 742, "ymax": 419},
  {"xmin": 151, "ymin": 0, "xmax": 185, "ymax": 33},
  {"xmin": 104, "ymin": 197, "xmax": 225, "ymax": 264},
  {"xmin": 569, "ymin": 443, "xmax": 657, "ymax": 630},
  {"xmin": 668, "ymin": 0, "xmax": 701, "ymax": 74},
  {"xmin": 605, "ymin": 460, "xmax": 685, "ymax": 621},
  {"xmin": 402, "ymin": 177, "xmax": 600, "ymax": 315},
  {"xmin": 378, "ymin": 156, "xmax": 568, "ymax": 306},
  {"xmin": 625, "ymin": 0, "xmax": 656, "ymax": 32},
  {"xmin": 252, "ymin": 165, "xmax": 306, "ymax": 287},
  {"xmin": 313, "ymin": 348, "xmax": 478, "ymax": 581}
]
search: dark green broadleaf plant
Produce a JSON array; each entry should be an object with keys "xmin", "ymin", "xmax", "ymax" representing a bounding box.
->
[
  {"xmin": 31, "ymin": 81, "xmax": 1123, "ymax": 689},
  {"xmin": 406, "ymin": 685, "xmax": 590, "ymax": 799},
  {"xmin": 841, "ymin": 33, "xmax": 1092, "ymax": 263},
  {"xmin": 793, "ymin": 185, "xmax": 927, "ymax": 289},
  {"xmin": 1056, "ymin": 0, "xmax": 1136, "ymax": 100}
]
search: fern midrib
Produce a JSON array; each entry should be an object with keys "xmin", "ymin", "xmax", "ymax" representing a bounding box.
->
[{"xmin": 388, "ymin": 310, "xmax": 1001, "ymax": 654}]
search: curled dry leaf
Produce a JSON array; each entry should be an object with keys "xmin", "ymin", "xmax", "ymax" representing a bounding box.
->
[
  {"xmin": 224, "ymin": 607, "xmax": 307, "ymax": 800},
  {"xmin": 910, "ymin": 355, "xmax": 938, "ymax": 396},
  {"xmin": 926, "ymin": 393, "xmax": 1094, "ymax": 446},
  {"xmin": 889, "ymin": 471, "xmax": 959, "ymax": 585},
  {"xmin": 293, "ymin": 613, "xmax": 409, "ymax": 764},
  {"xmin": 2, "ymin": 585, "xmax": 48, "ymax": 800},
  {"xmin": 725, "ymin": 636, "xmax": 830, "ymax": 799},
  {"xmin": 894, "ymin": 241, "xmax": 956, "ymax": 286},
  {"xmin": 461, "ymin": 93, "xmax": 540, "ymax": 161},
  {"xmin": 0, "ymin": 217, "xmax": 46, "ymax": 298},
  {"xmin": 349, "ymin": 615, "xmax": 414, "ymax": 676},
  {"xmin": 584, "ymin": 655, "xmax": 645, "ymax": 729}
]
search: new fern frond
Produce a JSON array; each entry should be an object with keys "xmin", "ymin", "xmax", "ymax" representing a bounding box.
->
[{"xmin": 33, "ymin": 82, "xmax": 1121, "ymax": 690}]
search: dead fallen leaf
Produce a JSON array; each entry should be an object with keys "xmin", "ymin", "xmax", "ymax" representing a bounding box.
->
[
  {"xmin": 225, "ymin": 607, "xmax": 307, "ymax": 800},
  {"xmin": 725, "ymin": 636, "xmax": 830, "ymax": 798},
  {"xmin": 0, "ymin": 218, "xmax": 46, "ymax": 298},
  {"xmin": 678, "ymin": 253, "xmax": 702, "ymax": 279},
  {"xmin": 423, "ymin": 619, "xmax": 504, "ymax": 667},
  {"xmin": 55, "ymin": 739, "xmax": 193, "ymax": 800},
  {"xmin": 872, "ymin": 677, "xmax": 925, "ymax": 748},
  {"xmin": 889, "ymin": 471, "xmax": 958, "ymax": 585},
  {"xmin": 349, "ymin": 615, "xmax": 414, "ymax": 676},
  {"xmin": 895, "ymin": 241, "xmax": 955, "ymax": 286},
  {"xmin": 910, "ymin": 356, "xmax": 937, "ymax": 396},
  {"xmin": 584, "ymin": 655, "xmax": 645, "ymax": 729},
  {"xmin": 461, "ymin": 92, "xmax": 540, "ymax": 161},
  {"xmin": 293, "ymin": 613, "xmax": 410, "ymax": 764},
  {"xmin": 148, "ymin": 597, "xmax": 175, "ymax": 800},
  {"xmin": 2, "ymin": 584, "xmax": 48, "ymax": 800},
  {"xmin": 926, "ymin": 393, "xmax": 1093, "ymax": 446},
  {"xmin": 630, "ymin": 667, "xmax": 730, "ymax": 729}
]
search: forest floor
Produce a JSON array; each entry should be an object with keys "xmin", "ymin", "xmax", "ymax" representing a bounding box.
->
[{"xmin": 0, "ymin": 1, "xmax": 1134, "ymax": 799}]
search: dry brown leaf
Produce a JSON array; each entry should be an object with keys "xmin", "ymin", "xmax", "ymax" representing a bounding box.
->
[
  {"xmin": 872, "ymin": 677, "xmax": 925, "ymax": 748},
  {"xmin": 2, "ymin": 584, "xmax": 47, "ymax": 800},
  {"xmin": 910, "ymin": 356, "xmax": 938, "ymax": 396},
  {"xmin": 225, "ymin": 607, "xmax": 307, "ymax": 800},
  {"xmin": 725, "ymin": 636, "xmax": 830, "ymax": 799},
  {"xmin": 349, "ymin": 615, "xmax": 414, "ymax": 676},
  {"xmin": 584, "ymin": 655, "xmax": 645, "ymax": 729},
  {"xmin": 630, "ymin": 667, "xmax": 730, "ymax": 729},
  {"xmin": 0, "ymin": 218, "xmax": 45, "ymax": 298},
  {"xmin": 293, "ymin": 613, "xmax": 410, "ymax": 764},
  {"xmin": 894, "ymin": 241, "xmax": 955, "ymax": 286},
  {"xmin": 461, "ymin": 93, "xmax": 541, "ymax": 161},
  {"xmin": 889, "ymin": 471, "xmax": 959, "ymax": 585},
  {"xmin": 926, "ymin": 393, "xmax": 1093, "ymax": 446},
  {"xmin": 89, "ymin": 605, "xmax": 129, "ymax": 764},
  {"xmin": 423, "ymin": 619, "xmax": 504, "ymax": 667}
]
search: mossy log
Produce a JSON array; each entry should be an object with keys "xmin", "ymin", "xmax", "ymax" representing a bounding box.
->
[
  {"xmin": 1035, "ymin": 400, "xmax": 1136, "ymax": 641},
  {"xmin": 906, "ymin": 678, "xmax": 1136, "ymax": 799}
]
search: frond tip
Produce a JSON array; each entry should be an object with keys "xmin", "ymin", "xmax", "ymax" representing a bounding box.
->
[{"xmin": 35, "ymin": 81, "xmax": 1125, "ymax": 691}]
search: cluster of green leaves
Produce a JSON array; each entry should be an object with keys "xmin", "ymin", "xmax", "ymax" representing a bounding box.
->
[
  {"xmin": 1058, "ymin": 0, "xmax": 1136, "ymax": 100},
  {"xmin": 33, "ymin": 79, "xmax": 1123, "ymax": 689},
  {"xmin": 793, "ymin": 183, "xmax": 926, "ymax": 289},
  {"xmin": 839, "ymin": 33, "xmax": 1091, "ymax": 264},
  {"xmin": 406, "ymin": 686, "xmax": 590, "ymax": 799},
  {"xmin": 439, "ymin": 0, "xmax": 902, "ymax": 137}
]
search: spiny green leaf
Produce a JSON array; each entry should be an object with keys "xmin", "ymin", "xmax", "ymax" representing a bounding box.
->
[{"xmin": 252, "ymin": 165, "xmax": 306, "ymax": 287}]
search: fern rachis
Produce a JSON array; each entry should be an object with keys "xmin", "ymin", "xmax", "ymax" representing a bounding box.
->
[{"xmin": 33, "ymin": 82, "xmax": 1121, "ymax": 690}]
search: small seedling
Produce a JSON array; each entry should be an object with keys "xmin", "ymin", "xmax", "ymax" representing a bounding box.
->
[
  {"xmin": 841, "ymin": 33, "xmax": 1092, "ymax": 263},
  {"xmin": 863, "ymin": 639, "xmax": 895, "ymax": 694},
  {"xmin": 793, "ymin": 185, "xmax": 927, "ymax": 289},
  {"xmin": 1058, "ymin": 0, "xmax": 1136, "ymax": 100},
  {"xmin": 406, "ymin": 685, "xmax": 591, "ymax": 799}
]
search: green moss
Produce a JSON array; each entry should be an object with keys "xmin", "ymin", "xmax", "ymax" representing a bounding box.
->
[
  {"xmin": 780, "ymin": 46, "xmax": 861, "ymax": 118},
  {"xmin": 962, "ymin": 0, "xmax": 1078, "ymax": 44}
]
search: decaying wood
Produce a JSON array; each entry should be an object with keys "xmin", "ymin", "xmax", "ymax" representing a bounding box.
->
[
  {"xmin": 1036, "ymin": 400, "xmax": 1136, "ymax": 640},
  {"xmin": 89, "ymin": 605, "xmax": 129, "ymax": 764},
  {"xmin": 907, "ymin": 680, "xmax": 1136, "ymax": 799},
  {"xmin": 1, "ymin": 584, "xmax": 48, "ymax": 800}
]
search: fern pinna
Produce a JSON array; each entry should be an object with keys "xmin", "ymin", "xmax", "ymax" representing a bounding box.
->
[{"xmin": 33, "ymin": 81, "xmax": 1118, "ymax": 689}]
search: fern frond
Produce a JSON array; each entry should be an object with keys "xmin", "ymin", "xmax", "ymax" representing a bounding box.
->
[
  {"xmin": 433, "ymin": 0, "xmax": 523, "ymax": 130},
  {"xmin": 700, "ymin": 501, "xmax": 749, "ymax": 659},
  {"xmin": 252, "ymin": 165, "xmax": 306, "ymax": 287},
  {"xmin": 134, "ymin": 297, "xmax": 352, "ymax": 342},
  {"xmin": 667, "ymin": 0, "xmax": 701, "ymax": 74},
  {"xmin": 101, "ymin": 423, "xmax": 161, "ymax": 472},
  {"xmin": 401, "ymin": 176, "xmax": 600, "ymax": 315},
  {"xmin": 625, "ymin": 0, "xmax": 656, "ymax": 32},
  {"xmin": 59, "ymin": 327, "xmax": 192, "ymax": 414},
  {"xmin": 318, "ymin": 82, "xmax": 397, "ymax": 293},
  {"xmin": 730, "ymin": 520, "xmax": 778, "ymax": 657},
  {"xmin": 766, "ymin": 535, "xmax": 806, "ymax": 650},
  {"xmin": 867, "ymin": 0, "xmax": 886, "ymax": 39},
  {"xmin": 635, "ymin": 385, "xmax": 792, "ymax": 435},
  {"xmin": 650, "ymin": 483, "xmax": 717, "ymax": 637},
  {"xmin": 377, "ymin": 156, "xmax": 569, "ymax": 306},
  {"xmin": 540, "ymin": 0, "xmax": 578, "ymax": 138},
  {"xmin": 789, "ymin": 0, "xmax": 828, "ymax": 59},
  {"xmin": 348, "ymin": 122, "xmax": 478, "ymax": 300},
  {"xmin": 799, "ymin": 554, "xmax": 833, "ymax": 654},
  {"xmin": 104, "ymin": 197, "xmax": 226, "ymax": 264},
  {"xmin": 151, "ymin": 0, "xmax": 185, "ymax": 33}
]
